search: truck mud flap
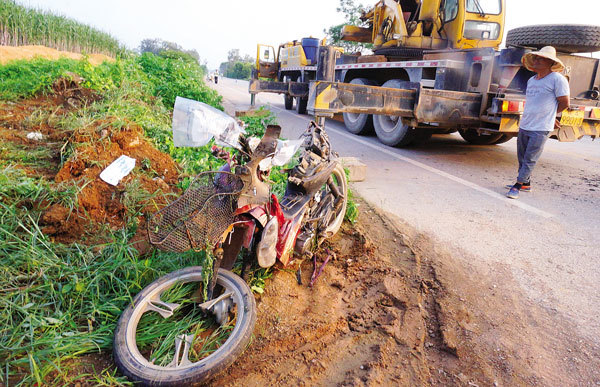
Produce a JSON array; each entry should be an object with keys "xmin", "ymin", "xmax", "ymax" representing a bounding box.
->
[
  {"xmin": 308, "ymin": 80, "xmax": 482, "ymax": 125},
  {"xmin": 248, "ymin": 79, "xmax": 309, "ymax": 98}
]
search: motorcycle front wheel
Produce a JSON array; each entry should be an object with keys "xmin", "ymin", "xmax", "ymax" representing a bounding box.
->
[
  {"xmin": 321, "ymin": 163, "xmax": 348, "ymax": 238},
  {"xmin": 113, "ymin": 267, "xmax": 256, "ymax": 386}
]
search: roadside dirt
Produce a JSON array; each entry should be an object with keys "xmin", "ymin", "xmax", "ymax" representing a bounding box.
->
[
  {"xmin": 213, "ymin": 197, "xmax": 600, "ymax": 386},
  {"xmin": 0, "ymin": 45, "xmax": 114, "ymax": 65},
  {"xmin": 3, "ymin": 80, "xmax": 600, "ymax": 385},
  {"xmin": 0, "ymin": 78, "xmax": 179, "ymax": 245}
]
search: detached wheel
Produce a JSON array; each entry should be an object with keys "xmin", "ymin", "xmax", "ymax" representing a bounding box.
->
[
  {"xmin": 459, "ymin": 129, "xmax": 504, "ymax": 145},
  {"xmin": 113, "ymin": 267, "xmax": 256, "ymax": 386},
  {"xmin": 343, "ymin": 78, "xmax": 376, "ymax": 135},
  {"xmin": 506, "ymin": 25, "xmax": 600, "ymax": 53}
]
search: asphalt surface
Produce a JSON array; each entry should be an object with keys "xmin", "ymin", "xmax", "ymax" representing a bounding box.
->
[{"xmin": 210, "ymin": 77, "xmax": 600, "ymax": 345}]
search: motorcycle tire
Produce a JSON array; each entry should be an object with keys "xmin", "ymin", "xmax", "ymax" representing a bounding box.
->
[
  {"xmin": 322, "ymin": 163, "xmax": 348, "ymax": 237},
  {"xmin": 113, "ymin": 267, "xmax": 256, "ymax": 386}
]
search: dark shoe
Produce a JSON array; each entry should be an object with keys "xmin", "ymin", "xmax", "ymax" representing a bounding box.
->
[
  {"xmin": 505, "ymin": 182, "xmax": 531, "ymax": 192},
  {"xmin": 506, "ymin": 186, "xmax": 520, "ymax": 199}
]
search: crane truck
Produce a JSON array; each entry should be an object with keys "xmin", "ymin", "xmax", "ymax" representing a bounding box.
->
[{"xmin": 251, "ymin": 0, "xmax": 600, "ymax": 147}]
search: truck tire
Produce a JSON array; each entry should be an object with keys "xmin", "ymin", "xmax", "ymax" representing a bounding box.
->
[
  {"xmin": 296, "ymin": 96, "xmax": 308, "ymax": 114},
  {"xmin": 373, "ymin": 79, "xmax": 418, "ymax": 147},
  {"xmin": 373, "ymin": 47, "xmax": 424, "ymax": 59},
  {"xmin": 506, "ymin": 25, "xmax": 600, "ymax": 53},
  {"xmin": 458, "ymin": 129, "xmax": 504, "ymax": 145},
  {"xmin": 492, "ymin": 134, "xmax": 514, "ymax": 145},
  {"xmin": 343, "ymin": 78, "xmax": 376, "ymax": 135},
  {"xmin": 284, "ymin": 76, "xmax": 294, "ymax": 110},
  {"xmin": 284, "ymin": 94, "xmax": 294, "ymax": 110}
]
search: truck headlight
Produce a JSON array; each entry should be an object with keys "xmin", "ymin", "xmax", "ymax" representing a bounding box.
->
[{"xmin": 464, "ymin": 21, "xmax": 500, "ymax": 40}]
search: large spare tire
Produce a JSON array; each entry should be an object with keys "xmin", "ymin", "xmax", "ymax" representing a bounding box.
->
[{"xmin": 506, "ymin": 25, "xmax": 600, "ymax": 53}]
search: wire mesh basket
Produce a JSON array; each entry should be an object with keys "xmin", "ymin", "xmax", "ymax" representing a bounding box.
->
[{"xmin": 148, "ymin": 171, "xmax": 244, "ymax": 252}]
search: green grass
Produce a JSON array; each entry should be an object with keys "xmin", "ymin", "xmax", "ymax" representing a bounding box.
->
[
  {"xmin": 0, "ymin": 51, "xmax": 278, "ymax": 385},
  {"xmin": 0, "ymin": 47, "xmax": 358, "ymax": 385}
]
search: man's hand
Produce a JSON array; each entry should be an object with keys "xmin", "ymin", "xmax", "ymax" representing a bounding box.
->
[{"xmin": 554, "ymin": 119, "xmax": 561, "ymax": 129}]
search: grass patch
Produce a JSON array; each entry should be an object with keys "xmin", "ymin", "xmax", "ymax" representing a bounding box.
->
[{"xmin": 0, "ymin": 45, "xmax": 358, "ymax": 385}]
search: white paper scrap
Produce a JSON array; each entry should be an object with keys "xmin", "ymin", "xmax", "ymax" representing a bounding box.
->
[
  {"xmin": 26, "ymin": 132, "xmax": 43, "ymax": 141},
  {"xmin": 99, "ymin": 155, "xmax": 136, "ymax": 186}
]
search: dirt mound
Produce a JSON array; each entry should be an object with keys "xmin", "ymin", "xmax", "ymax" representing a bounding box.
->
[
  {"xmin": 0, "ymin": 45, "xmax": 114, "ymax": 65},
  {"xmin": 44, "ymin": 118, "xmax": 179, "ymax": 243},
  {"xmin": 51, "ymin": 73, "xmax": 102, "ymax": 109},
  {"xmin": 0, "ymin": 82, "xmax": 179, "ymax": 245},
  {"xmin": 212, "ymin": 198, "xmax": 600, "ymax": 386}
]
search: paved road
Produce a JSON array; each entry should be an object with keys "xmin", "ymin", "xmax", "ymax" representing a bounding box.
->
[{"xmin": 211, "ymin": 77, "xmax": 600, "ymax": 344}]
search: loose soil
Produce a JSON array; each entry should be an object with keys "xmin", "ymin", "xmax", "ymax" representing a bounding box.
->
[
  {"xmin": 32, "ymin": 198, "xmax": 600, "ymax": 386},
  {"xmin": 3, "ymin": 79, "xmax": 600, "ymax": 386},
  {"xmin": 0, "ymin": 77, "xmax": 179, "ymax": 246},
  {"xmin": 211, "ymin": 198, "xmax": 600, "ymax": 386},
  {"xmin": 0, "ymin": 45, "xmax": 114, "ymax": 65}
]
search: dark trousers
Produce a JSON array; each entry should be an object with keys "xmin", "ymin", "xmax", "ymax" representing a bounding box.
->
[{"xmin": 517, "ymin": 129, "xmax": 550, "ymax": 183}]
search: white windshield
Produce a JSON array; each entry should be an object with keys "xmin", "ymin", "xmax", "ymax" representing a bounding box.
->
[{"xmin": 466, "ymin": 0, "xmax": 501, "ymax": 15}]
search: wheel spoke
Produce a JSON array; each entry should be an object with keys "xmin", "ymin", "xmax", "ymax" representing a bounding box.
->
[
  {"xmin": 144, "ymin": 298, "xmax": 181, "ymax": 318},
  {"xmin": 167, "ymin": 334, "xmax": 194, "ymax": 368}
]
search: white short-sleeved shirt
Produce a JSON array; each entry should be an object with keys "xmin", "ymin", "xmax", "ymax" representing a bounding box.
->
[{"xmin": 520, "ymin": 72, "xmax": 570, "ymax": 132}]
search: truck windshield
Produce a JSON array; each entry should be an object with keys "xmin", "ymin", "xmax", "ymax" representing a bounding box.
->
[{"xmin": 466, "ymin": 0, "xmax": 501, "ymax": 15}]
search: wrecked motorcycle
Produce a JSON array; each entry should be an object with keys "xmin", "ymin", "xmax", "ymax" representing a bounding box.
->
[{"xmin": 113, "ymin": 98, "xmax": 347, "ymax": 385}]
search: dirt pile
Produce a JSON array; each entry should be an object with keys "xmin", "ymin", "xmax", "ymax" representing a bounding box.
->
[
  {"xmin": 0, "ymin": 78, "xmax": 179, "ymax": 245},
  {"xmin": 0, "ymin": 45, "xmax": 114, "ymax": 65},
  {"xmin": 213, "ymin": 198, "xmax": 600, "ymax": 386}
]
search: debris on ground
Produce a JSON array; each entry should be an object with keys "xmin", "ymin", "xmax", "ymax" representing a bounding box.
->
[{"xmin": 0, "ymin": 78, "xmax": 179, "ymax": 246}]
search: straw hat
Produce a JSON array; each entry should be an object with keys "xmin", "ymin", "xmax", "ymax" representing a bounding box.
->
[{"xmin": 522, "ymin": 46, "xmax": 565, "ymax": 72}]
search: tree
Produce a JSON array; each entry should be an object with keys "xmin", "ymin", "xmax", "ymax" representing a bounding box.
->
[
  {"xmin": 139, "ymin": 38, "xmax": 202, "ymax": 64},
  {"xmin": 220, "ymin": 49, "xmax": 254, "ymax": 80},
  {"xmin": 139, "ymin": 38, "xmax": 163, "ymax": 55},
  {"xmin": 324, "ymin": 0, "xmax": 373, "ymax": 54},
  {"xmin": 227, "ymin": 49, "xmax": 242, "ymax": 63}
]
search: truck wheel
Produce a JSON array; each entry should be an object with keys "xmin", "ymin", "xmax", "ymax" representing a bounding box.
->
[
  {"xmin": 506, "ymin": 25, "xmax": 600, "ymax": 53},
  {"xmin": 373, "ymin": 47, "xmax": 424, "ymax": 59},
  {"xmin": 373, "ymin": 79, "xmax": 417, "ymax": 147},
  {"xmin": 492, "ymin": 134, "xmax": 514, "ymax": 145},
  {"xmin": 283, "ymin": 76, "xmax": 294, "ymax": 110},
  {"xmin": 343, "ymin": 78, "xmax": 376, "ymax": 135},
  {"xmin": 459, "ymin": 129, "xmax": 504, "ymax": 145},
  {"xmin": 284, "ymin": 94, "xmax": 294, "ymax": 110},
  {"xmin": 296, "ymin": 96, "xmax": 308, "ymax": 115}
]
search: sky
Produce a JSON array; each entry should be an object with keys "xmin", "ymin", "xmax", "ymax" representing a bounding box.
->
[{"xmin": 14, "ymin": 0, "xmax": 600, "ymax": 70}]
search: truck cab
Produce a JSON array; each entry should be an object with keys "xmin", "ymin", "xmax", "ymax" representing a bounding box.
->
[{"xmin": 342, "ymin": 0, "xmax": 505, "ymax": 54}]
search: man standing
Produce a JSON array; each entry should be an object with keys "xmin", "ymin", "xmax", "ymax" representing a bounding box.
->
[{"xmin": 506, "ymin": 46, "xmax": 570, "ymax": 199}]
